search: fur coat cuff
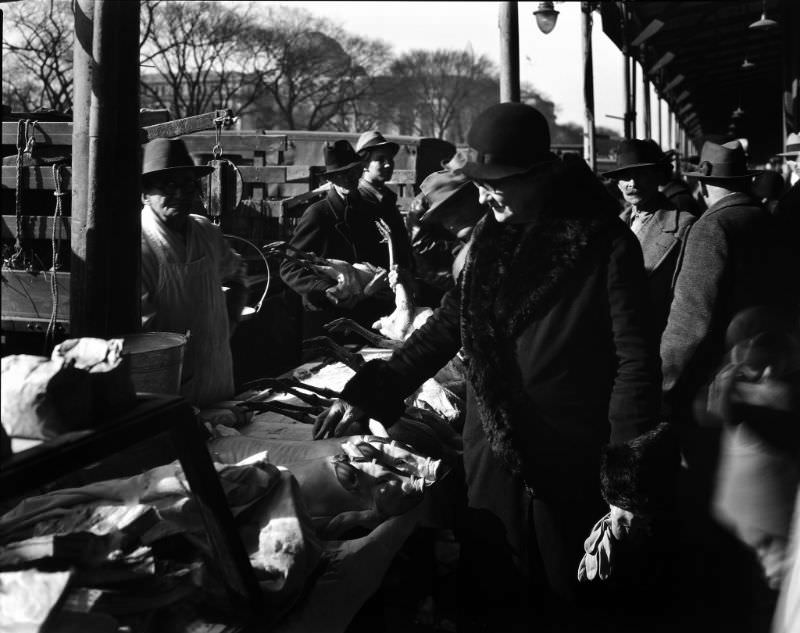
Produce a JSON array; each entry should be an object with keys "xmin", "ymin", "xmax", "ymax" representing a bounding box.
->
[
  {"xmin": 341, "ymin": 359, "xmax": 407, "ymax": 426},
  {"xmin": 600, "ymin": 422, "xmax": 681, "ymax": 517}
]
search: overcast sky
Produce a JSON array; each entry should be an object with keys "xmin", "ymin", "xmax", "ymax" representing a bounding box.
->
[{"xmin": 253, "ymin": 1, "xmax": 673, "ymax": 142}]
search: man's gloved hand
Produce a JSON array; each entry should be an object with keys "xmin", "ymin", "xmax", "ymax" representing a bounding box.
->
[{"xmin": 313, "ymin": 399, "xmax": 369, "ymax": 440}]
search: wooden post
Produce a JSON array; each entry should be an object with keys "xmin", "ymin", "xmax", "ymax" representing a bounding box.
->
[
  {"xmin": 630, "ymin": 54, "xmax": 638, "ymax": 138},
  {"xmin": 499, "ymin": 2, "xmax": 521, "ymax": 102},
  {"xmin": 70, "ymin": 0, "xmax": 94, "ymax": 337},
  {"xmin": 582, "ymin": 2, "xmax": 596, "ymax": 172},
  {"xmin": 72, "ymin": 0, "xmax": 141, "ymax": 338}
]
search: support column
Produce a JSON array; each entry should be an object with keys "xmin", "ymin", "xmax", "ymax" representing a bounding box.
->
[
  {"xmin": 657, "ymin": 96, "xmax": 663, "ymax": 147},
  {"xmin": 71, "ymin": 0, "xmax": 141, "ymax": 337},
  {"xmin": 643, "ymin": 69, "xmax": 651, "ymax": 139},
  {"xmin": 620, "ymin": 2, "xmax": 632, "ymax": 139},
  {"xmin": 582, "ymin": 2, "xmax": 596, "ymax": 172},
  {"xmin": 499, "ymin": 2, "xmax": 521, "ymax": 102}
]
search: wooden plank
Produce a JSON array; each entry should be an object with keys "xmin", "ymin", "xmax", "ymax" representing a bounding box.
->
[
  {"xmin": 1, "ymin": 215, "xmax": 71, "ymax": 241},
  {"xmin": 140, "ymin": 110, "xmax": 231, "ymax": 143},
  {"xmin": 236, "ymin": 166, "xmax": 287, "ymax": 184},
  {"xmin": 2, "ymin": 165, "xmax": 72, "ymax": 190},
  {"xmin": 181, "ymin": 134, "xmax": 287, "ymax": 153},
  {"xmin": 2, "ymin": 121, "xmax": 73, "ymax": 147},
  {"xmin": 1, "ymin": 270, "xmax": 70, "ymax": 322}
]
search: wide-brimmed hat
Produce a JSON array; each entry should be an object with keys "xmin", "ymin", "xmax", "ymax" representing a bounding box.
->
[
  {"xmin": 142, "ymin": 138, "xmax": 213, "ymax": 179},
  {"xmin": 323, "ymin": 140, "xmax": 363, "ymax": 176},
  {"xmin": 776, "ymin": 132, "xmax": 800, "ymax": 158},
  {"xmin": 683, "ymin": 140, "xmax": 762, "ymax": 180},
  {"xmin": 355, "ymin": 130, "xmax": 399, "ymax": 158},
  {"xmin": 417, "ymin": 168, "xmax": 482, "ymax": 230},
  {"xmin": 460, "ymin": 102, "xmax": 558, "ymax": 181},
  {"xmin": 602, "ymin": 139, "xmax": 670, "ymax": 178}
]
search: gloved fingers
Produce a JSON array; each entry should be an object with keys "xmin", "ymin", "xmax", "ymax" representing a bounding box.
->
[{"xmin": 598, "ymin": 532, "xmax": 613, "ymax": 580}]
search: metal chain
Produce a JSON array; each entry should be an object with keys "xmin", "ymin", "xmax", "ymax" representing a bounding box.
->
[{"xmin": 212, "ymin": 114, "xmax": 224, "ymax": 159}]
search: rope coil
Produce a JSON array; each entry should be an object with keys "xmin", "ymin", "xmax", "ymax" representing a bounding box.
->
[{"xmin": 45, "ymin": 162, "xmax": 67, "ymax": 350}]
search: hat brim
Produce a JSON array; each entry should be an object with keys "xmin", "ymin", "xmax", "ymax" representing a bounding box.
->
[
  {"xmin": 324, "ymin": 160, "xmax": 363, "ymax": 176},
  {"xmin": 601, "ymin": 160, "xmax": 670, "ymax": 178},
  {"xmin": 142, "ymin": 164, "xmax": 214, "ymax": 178},
  {"xmin": 357, "ymin": 141, "xmax": 400, "ymax": 158},
  {"xmin": 682, "ymin": 169, "xmax": 763, "ymax": 180},
  {"xmin": 776, "ymin": 150, "xmax": 799, "ymax": 157},
  {"xmin": 420, "ymin": 181, "xmax": 475, "ymax": 220},
  {"xmin": 459, "ymin": 154, "xmax": 558, "ymax": 181}
]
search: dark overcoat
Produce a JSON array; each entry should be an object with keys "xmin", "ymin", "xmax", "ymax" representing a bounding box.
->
[
  {"xmin": 278, "ymin": 188, "xmax": 396, "ymax": 328},
  {"xmin": 620, "ymin": 195, "xmax": 696, "ymax": 336},
  {"xmin": 342, "ymin": 197, "xmax": 663, "ymax": 562}
]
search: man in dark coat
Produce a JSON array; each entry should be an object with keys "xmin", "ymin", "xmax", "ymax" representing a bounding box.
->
[
  {"xmin": 314, "ymin": 104, "xmax": 676, "ymax": 630},
  {"xmin": 355, "ymin": 130, "xmax": 414, "ymax": 272},
  {"xmin": 661, "ymin": 141, "xmax": 781, "ymax": 426},
  {"xmin": 279, "ymin": 140, "xmax": 395, "ymax": 335},
  {"xmin": 605, "ymin": 139, "xmax": 696, "ymax": 337}
]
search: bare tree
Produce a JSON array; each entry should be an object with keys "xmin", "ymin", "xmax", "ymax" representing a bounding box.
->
[
  {"xmin": 388, "ymin": 47, "xmax": 497, "ymax": 141},
  {"xmin": 252, "ymin": 6, "xmax": 392, "ymax": 131},
  {"xmin": 2, "ymin": 0, "xmax": 74, "ymax": 113},
  {"xmin": 139, "ymin": 0, "xmax": 275, "ymax": 119}
]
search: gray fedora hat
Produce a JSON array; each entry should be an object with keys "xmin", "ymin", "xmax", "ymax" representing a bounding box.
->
[
  {"xmin": 142, "ymin": 138, "xmax": 213, "ymax": 178},
  {"xmin": 683, "ymin": 140, "xmax": 762, "ymax": 181}
]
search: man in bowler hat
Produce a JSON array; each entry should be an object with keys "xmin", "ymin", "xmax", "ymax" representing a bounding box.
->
[
  {"xmin": 140, "ymin": 138, "xmax": 247, "ymax": 407},
  {"xmin": 279, "ymin": 140, "xmax": 396, "ymax": 335},
  {"xmin": 603, "ymin": 139, "xmax": 696, "ymax": 336},
  {"xmin": 313, "ymin": 103, "xmax": 677, "ymax": 630}
]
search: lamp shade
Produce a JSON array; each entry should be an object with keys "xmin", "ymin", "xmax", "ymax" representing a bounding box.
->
[{"xmin": 534, "ymin": 2, "xmax": 559, "ymax": 34}]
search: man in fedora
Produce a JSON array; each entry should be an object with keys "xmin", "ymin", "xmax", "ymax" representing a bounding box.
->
[
  {"xmin": 661, "ymin": 140, "xmax": 783, "ymax": 425},
  {"xmin": 603, "ymin": 139, "xmax": 696, "ymax": 336},
  {"xmin": 775, "ymin": 131, "xmax": 800, "ymax": 217},
  {"xmin": 279, "ymin": 139, "xmax": 396, "ymax": 335},
  {"xmin": 355, "ymin": 130, "xmax": 414, "ymax": 271},
  {"xmin": 140, "ymin": 137, "xmax": 247, "ymax": 407},
  {"xmin": 660, "ymin": 150, "xmax": 701, "ymax": 216},
  {"xmin": 314, "ymin": 103, "xmax": 676, "ymax": 630}
]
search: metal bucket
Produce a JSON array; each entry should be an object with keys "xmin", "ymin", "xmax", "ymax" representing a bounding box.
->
[{"xmin": 122, "ymin": 332, "xmax": 187, "ymax": 395}]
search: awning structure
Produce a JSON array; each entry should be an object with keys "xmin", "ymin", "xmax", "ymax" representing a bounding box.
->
[{"xmin": 600, "ymin": 0, "xmax": 799, "ymax": 163}]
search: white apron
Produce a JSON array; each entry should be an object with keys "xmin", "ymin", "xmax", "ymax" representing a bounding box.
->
[{"xmin": 141, "ymin": 206, "xmax": 235, "ymax": 406}]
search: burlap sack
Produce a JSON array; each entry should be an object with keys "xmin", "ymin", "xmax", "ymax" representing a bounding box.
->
[{"xmin": 1, "ymin": 354, "xmax": 93, "ymax": 439}]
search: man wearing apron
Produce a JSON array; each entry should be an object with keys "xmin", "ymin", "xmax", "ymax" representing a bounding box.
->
[{"xmin": 140, "ymin": 138, "xmax": 247, "ymax": 407}]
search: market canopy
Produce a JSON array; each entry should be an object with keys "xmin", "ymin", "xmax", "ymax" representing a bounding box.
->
[{"xmin": 600, "ymin": 0, "xmax": 799, "ymax": 163}]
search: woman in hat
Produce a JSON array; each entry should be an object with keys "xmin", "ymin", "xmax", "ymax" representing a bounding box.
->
[
  {"xmin": 314, "ymin": 103, "xmax": 676, "ymax": 630},
  {"xmin": 603, "ymin": 139, "xmax": 696, "ymax": 336},
  {"xmin": 279, "ymin": 139, "xmax": 397, "ymax": 336},
  {"xmin": 140, "ymin": 138, "xmax": 247, "ymax": 407}
]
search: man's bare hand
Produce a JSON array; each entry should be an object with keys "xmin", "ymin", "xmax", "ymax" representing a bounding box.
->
[{"xmin": 313, "ymin": 399, "xmax": 369, "ymax": 439}]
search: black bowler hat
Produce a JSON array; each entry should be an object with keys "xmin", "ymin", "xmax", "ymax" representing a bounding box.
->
[
  {"xmin": 602, "ymin": 139, "xmax": 670, "ymax": 178},
  {"xmin": 683, "ymin": 140, "xmax": 762, "ymax": 180},
  {"xmin": 460, "ymin": 102, "xmax": 558, "ymax": 181},
  {"xmin": 141, "ymin": 138, "xmax": 213, "ymax": 179},
  {"xmin": 323, "ymin": 140, "xmax": 363, "ymax": 176}
]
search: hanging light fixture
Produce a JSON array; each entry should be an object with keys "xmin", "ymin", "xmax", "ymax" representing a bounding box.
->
[
  {"xmin": 749, "ymin": 0, "xmax": 778, "ymax": 30},
  {"xmin": 533, "ymin": 1, "xmax": 560, "ymax": 34},
  {"xmin": 732, "ymin": 107, "xmax": 744, "ymax": 119},
  {"xmin": 741, "ymin": 57, "xmax": 756, "ymax": 69}
]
